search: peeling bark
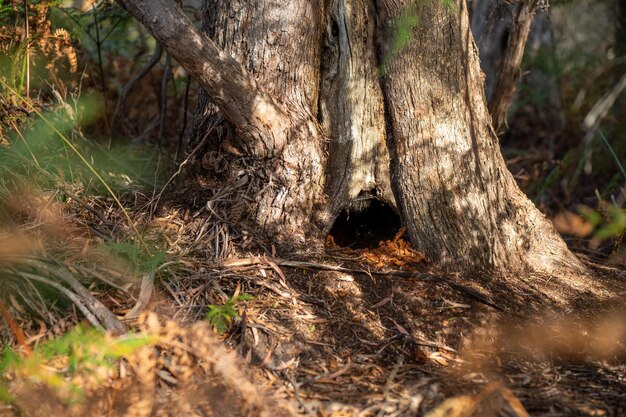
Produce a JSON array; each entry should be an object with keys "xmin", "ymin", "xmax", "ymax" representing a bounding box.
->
[{"xmin": 318, "ymin": 0, "xmax": 395, "ymax": 226}]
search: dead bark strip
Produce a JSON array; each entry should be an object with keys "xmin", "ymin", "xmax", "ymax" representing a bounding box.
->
[{"xmin": 319, "ymin": 0, "xmax": 395, "ymax": 225}]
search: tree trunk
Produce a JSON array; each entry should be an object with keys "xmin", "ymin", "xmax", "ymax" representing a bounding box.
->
[
  {"xmin": 318, "ymin": 0, "xmax": 396, "ymax": 224},
  {"xmin": 118, "ymin": 0, "xmax": 585, "ymax": 274},
  {"xmin": 193, "ymin": 0, "xmax": 396, "ymax": 233},
  {"xmin": 375, "ymin": 0, "xmax": 582, "ymax": 272},
  {"xmin": 119, "ymin": 0, "xmax": 327, "ymax": 245}
]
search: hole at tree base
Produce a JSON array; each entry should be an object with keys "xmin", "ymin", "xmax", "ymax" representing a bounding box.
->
[{"xmin": 328, "ymin": 196, "xmax": 401, "ymax": 249}]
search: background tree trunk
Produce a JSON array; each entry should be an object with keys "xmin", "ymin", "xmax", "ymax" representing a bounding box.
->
[
  {"xmin": 616, "ymin": 0, "xmax": 626, "ymax": 58},
  {"xmin": 469, "ymin": 0, "xmax": 564, "ymax": 138}
]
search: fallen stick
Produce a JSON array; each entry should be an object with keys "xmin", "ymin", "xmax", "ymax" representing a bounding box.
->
[{"xmin": 220, "ymin": 256, "xmax": 507, "ymax": 313}]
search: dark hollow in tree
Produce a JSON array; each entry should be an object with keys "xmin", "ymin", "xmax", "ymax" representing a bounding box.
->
[
  {"xmin": 117, "ymin": 0, "xmax": 585, "ymax": 275},
  {"xmin": 328, "ymin": 193, "xmax": 402, "ymax": 249}
]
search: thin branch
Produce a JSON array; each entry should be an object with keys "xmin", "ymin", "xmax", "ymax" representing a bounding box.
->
[
  {"xmin": 116, "ymin": 0, "xmax": 292, "ymax": 157},
  {"xmin": 23, "ymin": 0, "xmax": 29, "ymax": 99},
  {"xmin": 583, "ymin": 72, "xmax": 626, "ymax": 134},
  {"xmin": 157, "ymin": 53, "xmax": 171, "ymax": 147},
  {"xmin": 91, "ymin": 3, "xmax": 110, "ymax": 135},
  {"xmin": 175, "ymin": 75, "xmax": 192, "ymax": 161},
  {"xmin": 111, "ymin": 43, "xmax": 163, "ymax": 136}
]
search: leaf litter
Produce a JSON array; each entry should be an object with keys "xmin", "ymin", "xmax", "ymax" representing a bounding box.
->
[{"xmin": 0, "ymin": 187, "xmax": 625, "ymax": 417}]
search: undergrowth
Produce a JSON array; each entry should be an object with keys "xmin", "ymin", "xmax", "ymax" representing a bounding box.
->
[
  {"xmin": 206, "ymin": 293, "xmax": 253, "ymax": 334},
  {"xmin": 0, "ymin": 0, "xmax": 623, "ymax": 415},
  {"xmin": 0, "ymin": 325, "xmax": 154, "ymax": 404}
]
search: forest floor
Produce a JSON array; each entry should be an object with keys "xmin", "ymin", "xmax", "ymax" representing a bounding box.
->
[
  {"xmin": 3, "ymin": 186, "xmax": 625, "ymax": 417},
  {"xmin": 151, "ymin": 221, "xmax": 626, "ymax": 417},
  {"xmin": 1, "ymin": 78, "xmax": 625, "ymax": 417}
]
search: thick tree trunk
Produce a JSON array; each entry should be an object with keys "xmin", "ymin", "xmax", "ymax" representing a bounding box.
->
[
  {"xmin": 198, "ymin": 0, "xmax": 331, "ymax": 244},
  {"xmin": 119, "ymin": 0, "xmax": 585, "ymax": 274},
  {"xmin": 375, "ymin": 0, "xmax": 583, "ymax": 273},
  {"xmin": 118, "ymin": 0, "xmax": 327, "ymax": 245},
  {"xmin": 195, "ymin": 0, "xmax": 397, "ymax": 232}
]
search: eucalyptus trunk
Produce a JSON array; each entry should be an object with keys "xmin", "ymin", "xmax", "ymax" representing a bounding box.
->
[{"xmin": 119, "ymin": 0, "xmax": 585, "ymax": 274}]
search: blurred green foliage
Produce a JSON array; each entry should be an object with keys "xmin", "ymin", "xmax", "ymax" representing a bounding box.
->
[
  {"xmin": 99, "ymin": 239, "xmax": 168, "ymax": 273},
  {"xmin": 580, "ymin": 203, "xmax": 626, "ymax": 240},
  {"xmin": 0, "ymin": 325, "xmax": 155, "ymax": 403}
]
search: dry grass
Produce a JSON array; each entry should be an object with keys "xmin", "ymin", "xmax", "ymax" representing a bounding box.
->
[{"xmin": 3, "ymin": 313, "xmax": 294, "ymax": 417}]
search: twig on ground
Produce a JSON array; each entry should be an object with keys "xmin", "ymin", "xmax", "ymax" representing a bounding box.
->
[
  {"xmin": 285, "ymin": 370, "xmax": 313, "ymax": 416},
  {"xmin": 220, "ymin": 256, "xmax": 508, "ymax": 313},
  {"xmin": 126, "ymin": 271, "xmax": 155, "ymax": 319},
  {"xmin": 23, "ymin": 259, "xmax": 127, "ymax": 333},
  {"xmin": 376, "ymin": 357, "xmax": 403, "ymax": 417},
  {"xmin": 17, "ymin": 270, "xmax": 105, "ymax": 330},
  {"xmin": 63, "ymin": 189, "xmax": 113, "ymax": 227}
]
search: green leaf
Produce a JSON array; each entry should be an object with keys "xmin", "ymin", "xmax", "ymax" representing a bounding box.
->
[
  {"xmin": 205, "ymin": 293, "xmax": 254, "ymax": 334},
  {"xmin": 579, "ymin": 205, "xmax": 602, "ymax": 226}
]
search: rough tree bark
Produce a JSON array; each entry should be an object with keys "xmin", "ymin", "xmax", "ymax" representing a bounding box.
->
[
  {"xmin": 118, "ymin": 0, "xmax": 585, "ymax": 274},
  {"xmin": 118, "ymin": 0, "xmax": 326, "ymax": 244},
  {"xmin": 376, "ymin": 0, "xmax": 583, "ymax": 272},
  {"xmin": 318, "ymin": 0, "xmax": 395, "ymax": 222},
  {"xmin": 193, "ymin": 0, "xmax": 395, "ymax": 230}
]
